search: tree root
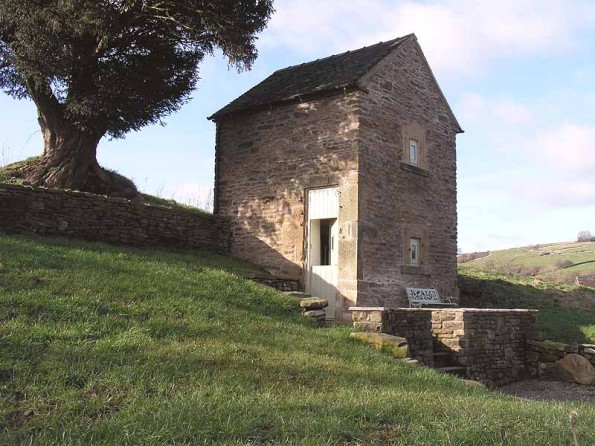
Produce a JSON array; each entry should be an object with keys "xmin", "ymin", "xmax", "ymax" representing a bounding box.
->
[{"xmin": 1, "ymin": 157, "xmax": 138, "ymax": 199}]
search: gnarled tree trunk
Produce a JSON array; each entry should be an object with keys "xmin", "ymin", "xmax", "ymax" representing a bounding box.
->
[{"xmin": 9, "ymin": 87, "xmax": 138, "ymax": 198}]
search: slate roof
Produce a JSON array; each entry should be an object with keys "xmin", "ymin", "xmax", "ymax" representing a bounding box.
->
[{"xmin": 209, "ymin": 34, "xmax": 414, "ymax": 120}]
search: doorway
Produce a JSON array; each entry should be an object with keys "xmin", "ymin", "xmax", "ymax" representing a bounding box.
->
[{"xmin": 305, "ymin": 187, "xmax": 339, "ymax": 319}]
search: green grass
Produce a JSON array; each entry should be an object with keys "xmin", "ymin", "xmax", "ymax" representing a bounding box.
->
[
  {"xmin": 459, "ymin": 268, "xmax": 595, "ymax": 344},
  {"xmin": 462, "ymin": 241, "xmax": 595, "ymax": 284},
  {"xmin": 2, "ymin": 234, "xmax": 595, "ymax": 445}
]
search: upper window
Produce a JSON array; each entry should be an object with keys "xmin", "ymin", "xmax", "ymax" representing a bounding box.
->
[
  {"xmin": 402, "ymin": 124, "xmax": 426, "ymax": 170},
  {"xmin": 409, "ymin": 139, "xmax": 419, "ymax": 166}
]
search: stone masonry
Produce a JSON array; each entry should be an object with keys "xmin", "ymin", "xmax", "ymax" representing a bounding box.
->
[
  {"xmin": 352, "ymin": 307, "xmax": 434, "ymax": 366},
  {"xmin": 0, "ymin": 184, "xmax": 231, "ymax": 253},
  {"xmin": 357, "ymin": 38, "xmax": 459, "ymax": 308},
  {"xmin": 211, "ymin": 35, "xmax": 462, "ymax": 320},
  {"xmin": 352, "ymin": 307, "xmax": 540, "ymax": 387},
  {"xmin": 214, "ymin": 93, "xmax": 361, "ymax": 320}
]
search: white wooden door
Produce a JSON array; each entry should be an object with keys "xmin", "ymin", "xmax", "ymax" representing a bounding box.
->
[{"xmin": 306, "ymin": 187, "xmax": 339, "ymax": 319}]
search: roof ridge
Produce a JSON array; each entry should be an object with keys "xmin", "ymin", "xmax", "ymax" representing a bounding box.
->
[
  {"xmin": 209, "ymin": 34, "xmax": 416, "ymax": 120},
  {"xmin": 272, "ymin": 35, "xmax": 411, "ymax": 75}
]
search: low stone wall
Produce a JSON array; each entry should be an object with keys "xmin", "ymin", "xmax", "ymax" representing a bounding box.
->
[
  {"xmin": 352, "ymin": 307, "xmax": 434, "ymax": 366},
  {"xmin": 527, "ymin": 340, "xmax": 595, "ymax": 377},
  {"xmin": 0, "ymin": 184, "xmax": 231, "ymax": 253},
  {"xmin": 351, "ymin": 307, "xmax": 540, "ymax": 386},
  {"xmin": 249, "ymin": 277, "xmax": 300, "ymax": 292},
  {"xmin": 431, "ymin": 309, "xmax": 539, "ymax": 386}
]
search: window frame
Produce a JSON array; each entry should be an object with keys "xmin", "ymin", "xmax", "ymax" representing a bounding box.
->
[
  {"xmin": 402, "ymin": 123, "xmax": 427, "ymax": 171},
  {"xmin": 409, "ymin": 139, "xmax": 419, "ymax": 166},
  {"xmin": 409, "ymin": 237, "xmax": 421, "ymax": 266}
]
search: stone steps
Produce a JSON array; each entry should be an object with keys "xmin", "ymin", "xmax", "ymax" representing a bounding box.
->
[
  {"xmin": 283, "ymin": 291, "xmax": 328, "ymax": 326},
  {"xmin": 431, "ymin": 341, "xmax": 467, "ymax": 377},
  {"xmin": 283, "ymin": 291, "xmax": 312, "ymax": 299},
  {"xmin": 432, "ymin": 351, "xmax": 452, "ymax": 368},
  {"xmin": 434, "ymin": 366, "xmax": 467, "ymax": 377}
]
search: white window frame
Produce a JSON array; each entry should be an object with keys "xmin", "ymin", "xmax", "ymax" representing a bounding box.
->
[
  {"xmin": 409, "ymin": 237, "xmax": 421, "ymax": 266},
  {"xmin": 409, "ymin": 139, "xmax": 419, "ymax": 166}
]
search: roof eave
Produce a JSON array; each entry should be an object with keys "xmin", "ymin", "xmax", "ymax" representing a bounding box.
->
[{"xmin": 208, "ymin": 83, "xmax": 362, "ymax": 122}]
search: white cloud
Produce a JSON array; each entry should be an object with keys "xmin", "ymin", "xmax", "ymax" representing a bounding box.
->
[
  {"xmin": 492, "ymin": 101, "xmax": 533, "ymax": 127},
  {"xmin": 262, "ymin": 0, "xmax": 595, "ymax": 77},
  {"xmin": 528, "ymin": 124, "xmax": 595, "ymax": 175},
  {"xmin": 517, "ymin": 180, "xmax": 595, "ymax": 208},
  {"xmin": 457, "ymin": 94, "xmax": 533, "ymax": 127}
]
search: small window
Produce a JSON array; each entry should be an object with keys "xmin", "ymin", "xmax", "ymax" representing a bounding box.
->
[
  {"xmin": 409, "ymin": 237, "xmax": 421, "ymax": 266},
  {"xmin": 409, "ymin": 139, "xmax": 419, "ymax": 166},
  {"xmin": 402, "ymin": 124, "xmax": 426, "ymax": 170}
]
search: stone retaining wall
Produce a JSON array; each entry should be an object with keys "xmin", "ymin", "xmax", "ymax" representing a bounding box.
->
[
  {"xmin": 526, "ymin": 340, "xmax": 595, "ymax": 377},
  {"xmin": 352, "ymin": 307, "xmax": 434, "ymax": 366},
  {"xmin": 431, "ymin": 309, "xmax": 539, "ymax": 386},
  {"xmin": 249, "ymin": 277, "xmax": 300, "ymax": 292},
  {"xmin": 351, "ymin": 307, "xmax": 540, "ymax": 386},
  {"xmin": 0, "ymin": 184, "xmax": 231, "ymax": 253}
]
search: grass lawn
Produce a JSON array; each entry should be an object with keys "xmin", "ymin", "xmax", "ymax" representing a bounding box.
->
[
  {"xmin": 2, "ymin": 234, "xmax": 595, "ymax": 445},
  {"xmin": 459, "ymin": 268, "xmax": 595, "ymax": 344}
]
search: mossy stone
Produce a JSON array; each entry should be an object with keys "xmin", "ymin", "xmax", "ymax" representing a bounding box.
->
[{"xmin": 350, "ymin": 332, "xmax": 409, "ymax": 359}]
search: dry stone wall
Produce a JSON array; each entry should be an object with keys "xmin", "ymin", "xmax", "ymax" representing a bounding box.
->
[
  {"xmin": 352, "ymin": 307, "xmax": 434, "ymax": 366},
  {"xmin": 248, "ymin": 277, "xmax": 300, "ymax": 292},
  {"xmin": 526, "ymin": 340, "xmax": 595, "ymax": 376},
  {"xmin": 352, "ymin": 307, "xmax": 540, "ymax": 387},
  {"xmin": 431, "ymin": 309, "xmax": 539, "ymax": 386},
  {"xmin": 0, "ymin": 184, "xmax": 230, "ymax": 253}
]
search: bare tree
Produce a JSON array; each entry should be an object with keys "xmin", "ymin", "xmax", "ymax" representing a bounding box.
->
[{"xmin": 577, "ymin": 230, "xmax": 593, "ymax": 242}]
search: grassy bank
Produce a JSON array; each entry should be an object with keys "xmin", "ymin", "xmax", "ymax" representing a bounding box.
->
[
  {"xmin": 459, "ymin": 268, "xmax": 595, "ymax": 344},
  {"xmin": 2, "ymin": 234, "xmax": 595, "ymax": 445}
]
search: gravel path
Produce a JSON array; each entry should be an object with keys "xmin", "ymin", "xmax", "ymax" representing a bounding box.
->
[{"xmin": 498, "ymin": 379, "xmax": 595, "ymax": 402}]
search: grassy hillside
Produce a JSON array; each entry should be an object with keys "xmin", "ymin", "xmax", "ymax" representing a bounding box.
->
[
  {"xmin": 459, "ymin": 268, "xmax": 595, "ymax": 344},
  {"xmin": 461, "ymin": 241, "xmax": 595, "ymax": 284},
  {"xmin": 2, "ymin": 234, "xmax": 595, "ymax": 445}
]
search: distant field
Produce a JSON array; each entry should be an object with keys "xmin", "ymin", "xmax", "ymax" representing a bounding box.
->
[{"xmin": 461, "ymin": 241, "xmax": 595, "ymax": 285}]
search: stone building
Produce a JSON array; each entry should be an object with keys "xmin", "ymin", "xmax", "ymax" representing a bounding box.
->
[{"xmin": 209, "ymin": 34, "xmax": 463, "ymax": 320}]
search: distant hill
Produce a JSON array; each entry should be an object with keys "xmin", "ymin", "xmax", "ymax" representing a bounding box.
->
[{"xmin": 460, "ymin": 241, "xmax": 595, "ymax": 285}]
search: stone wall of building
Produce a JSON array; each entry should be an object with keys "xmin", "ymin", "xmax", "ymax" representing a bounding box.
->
[
  {"xmin": 352, "ymin": 307, "xmax": 540, "ymax": 387},
  {"xmin": 214, "ymin": 93, "xmax": 362, "ymax": 319},
  {"xmin": 0, "ymin": 184, "xmax": 231, "ymax": 253},
  {"xmin": 356, "ymin": 37, "xmax": 460, "ymax": 307}
]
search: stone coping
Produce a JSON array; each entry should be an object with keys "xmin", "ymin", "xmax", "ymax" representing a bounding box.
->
[{"xmin": 348, "ymin": 306, "xmax": 538, "ymax": 313}]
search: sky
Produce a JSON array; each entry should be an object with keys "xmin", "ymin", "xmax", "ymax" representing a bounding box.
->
[{"xmin": 1, "ymin": 0, "xmax": 594, "ymax": 252}]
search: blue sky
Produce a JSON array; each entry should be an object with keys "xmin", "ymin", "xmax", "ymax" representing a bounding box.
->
[{"xmin": 1, "ymin": 0, "xmax": 594, "ymax": 252}]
